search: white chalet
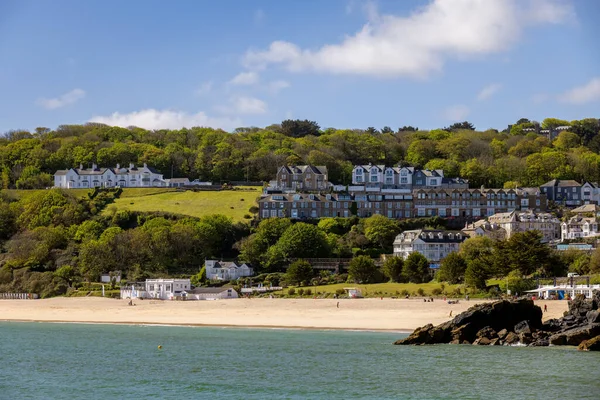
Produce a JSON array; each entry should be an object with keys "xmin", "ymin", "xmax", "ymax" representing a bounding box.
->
[
  {"xmin": 145, "ymin": 279, "xmax": 190, "ymax": 300},
  {"xmin": 54, "ymin": 163, "xmax": 167, "ymax": 189},
  {"xmin": 205, "ymin": 260, "xmax": 254, "ymax": 281},
  {"xmin": 188, "ymin": 287, "xmax": 239, "ymax": 300},
  {"xmin": 561, "ymin": 216, "xmax": 600, "ymax": 241},
  {"xmin": 393, "ymin": 229, "xmax": 467, "ymax": 267}
]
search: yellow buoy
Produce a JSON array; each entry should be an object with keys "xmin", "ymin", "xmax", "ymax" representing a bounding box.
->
[{"xmin": 158, "ymin": 345, "xmax": 162, "ymax": 349}]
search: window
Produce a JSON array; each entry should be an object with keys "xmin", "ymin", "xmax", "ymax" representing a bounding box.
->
[
  {"xmin": 356, "ymin": 169, "xmax": 363, "ymax": 175},
  {"xmin": 430, "ymin": 179, "xmax": 437, "ymax": 185},
  {"xmin": 371, "ymin": 175, "xmax": 378, "ymax": 182},
  {"xmin": 401, "ymin": 170, "xmax": 407, "ymax": 176},
  {"xmin": 371, "ymin": 168, "xmax": 378, "ymax": 174},
  {"xmin": 356, "ymin": 176, "xmax": 363, "ymax": 183},
  {"xmin": 401, "ymin": 177, "xmax": 408, "ymax": 184},
  {"xmin": 416, "ymin": 179, "xmax": 423, "ymax": 185}
]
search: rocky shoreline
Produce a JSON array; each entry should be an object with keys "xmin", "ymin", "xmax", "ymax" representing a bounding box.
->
[{"xmin": 394, "ymin": 290, "xmax": 600, "ymax": 351}]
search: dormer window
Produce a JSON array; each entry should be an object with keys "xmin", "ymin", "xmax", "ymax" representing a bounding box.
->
[
  {"xmin": 438, "ymin": 233, "xmax": 443, "ymax": 239},
  {"xmin": 386, "ymin": 169, "xmax": 393, "ymax": 175},
  {"xmin": 371, "ymin": 167, "xmax": 378, "ymax": 174},
  {"xmin": 429, "ymin": 233, "xmax": 434, "ymax": 239},
  {"xmin": 401, "ymin": 170, "xmax": 408, "ymax": 176},
  {"xmin": 356, "ymin": 169, "xmax": 363, "ymax": 175},
  {"xmin": 448, "ymin": 233, "xmax": 453, "ymax": 239},
  {"xmin": 457, "ymin": 234, "xmax": 462, "ymax": 239}
]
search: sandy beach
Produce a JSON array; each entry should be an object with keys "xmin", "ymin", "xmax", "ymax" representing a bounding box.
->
[{"xmin": 0, "ymin": 297, "xmax": 568, "ymax": 331}]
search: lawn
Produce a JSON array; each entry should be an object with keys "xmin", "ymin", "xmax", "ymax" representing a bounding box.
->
[
  {"xmin": 275, "ymin": 282, "xmax": 464, "ymax": 298},
  {"xmin": 2, "ymin": 188, "xmax": 92, "ymax": 199},
  {"xmin": 104, "ymin": 187, "xmax": 261, "ymax": 221}
]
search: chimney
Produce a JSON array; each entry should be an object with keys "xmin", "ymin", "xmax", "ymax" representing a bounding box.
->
[
  {"xmin": 129, "ymin": 163, "xmax": 134, "ymax": 169},
  {"xmin": 143, "ymin": 163, "xmax": 147, "ymax": 168},
  {"xmin": 92, "ymin": 163, "xmax": 97, "ymax": 170},
  {"xmin": 116, "ymin": 163, "xmax": 120, "ymax": 170},
  {"xmin": 79, "ymin": 163, "xmax": 83, "ymax": 170}
]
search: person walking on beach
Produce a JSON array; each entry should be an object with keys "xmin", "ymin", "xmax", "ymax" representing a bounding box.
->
[
  {"xmin": 449, "ymin": 310, "xmax": 452, "ymax": 317},
  {"xmin": 543, "ymin": 304, "xmax": 547, "ymax": 313},
  {"xmin": 337, "ymin": 302, "xmax": 340, "ymax": 309}
]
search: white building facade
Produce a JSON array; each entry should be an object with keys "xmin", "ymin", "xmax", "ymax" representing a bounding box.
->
[
  {"xmin": 54, "ymin": 163, "xmax": 167, "ymax": 189},
  {"xmin": 188, "ymin": 287, "xmax": 239, "ymax": 300},
  {"xmin": 145, "ymin": 279, "xmax": 191, "ymax": 300},
  {"xmin": 393, "ymin": 229, "xmax": 467, "ymax": 266},
  {"xmin": 561, "ymin": 216, "xmax": 600, "ymax": 241},
  {"xmin": 205, "ymin": 260, "xmax": 254, "ymax": 281}
]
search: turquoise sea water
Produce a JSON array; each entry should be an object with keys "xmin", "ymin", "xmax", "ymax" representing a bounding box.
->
[{"xmin": 0, "ymin": 322, "xmax": 598, "ymax": 400}]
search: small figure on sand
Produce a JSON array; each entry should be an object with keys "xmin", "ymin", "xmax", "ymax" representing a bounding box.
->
[
  {"xmin": 449, "ymin": 310, "xmax": 453, "ymax": 317},
  {"xmin": 543, "ymin": 304, "xmax": 547, "ymax": 313},
  {"xmin": 337, "ymin": 302, "xmax": 340, "ymax": 309}
]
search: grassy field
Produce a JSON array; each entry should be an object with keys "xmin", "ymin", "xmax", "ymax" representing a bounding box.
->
[
  {"xmin": 104, "ymin": 187, "xmax": 261, "ymax": 221},
  {"xmin": 2, "ymin": 188, "xmax": 92, "ymax": 199},
  {"xmin": 275, "ymin": 282, "xmax": 465, "ymax": 298}
]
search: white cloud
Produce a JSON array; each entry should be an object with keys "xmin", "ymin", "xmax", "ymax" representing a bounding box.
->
[
  {"xmin": 36, "ymin": 88, "xmax": 86, "ymax": 109},
  {"xmin": 443, "ymin": 105, "xmax": 470, "ymax": 121},
  {"xmin": 532, "ymin": 93, "xmax": 549, "ymax": 104},
  {"xmin": 345, "ymin": 1, "xmax": 355, "ymax": 15},
  {"xmin": 194, "ymin": 81, "xmax": 212, "ymax": 96},
  {"xmin": 559, "ymin": 77, "xmax": 600, "ymax": 104},
  {"xmin": 477, "ymin": 83, "xmax": 502, "ymax": 101},
  {"xmin": 228, "ymin": 71, "xmax": 259, "ymax": 86},
  {"xmin": 254, "ymin": 9, "xmax": 265, "ymax": 25},
  {"xmin": 89, "ymin": 109, "xmax": 241, "ymax": 131},
  {"xmin": 215, "ymin": 96, "xmax": 268, "ymax": 115},
  {"xmin": 244, "ymin": 0, "xmax": 574, "ymax": 78},
  {"xmin": 231, "ymin": 96, "xmax": 268, "ymax": 114},
  {"xmin": 267, "ymin": 80, "xmax": 291, "ymax": 94}
]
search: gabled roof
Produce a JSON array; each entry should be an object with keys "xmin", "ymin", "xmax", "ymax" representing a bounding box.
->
[
  {"xmin": 571, "ymin": 204, "xmax": 600, "ymax": 213},
  {"xmin": 395, "ymin": 229, "xmax": 466, "ymax": 244},
  {"xmin": 540, "ymin": 179, "xmax": 581, "ymax": 188}
]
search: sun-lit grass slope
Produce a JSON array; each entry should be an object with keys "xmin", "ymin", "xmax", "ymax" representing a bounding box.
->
[
  {"xmin": 276, "ymin": 282, "xmax": 463, "ymax": 297},
  {"xmin": 105, "ymin": 187, "xmax": 261, "ymax": 221},
  {"xmin": 2, "ymin": 188, "xmax": 92, "ymax": 199}
]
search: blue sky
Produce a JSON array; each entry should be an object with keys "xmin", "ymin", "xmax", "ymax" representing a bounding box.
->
[{"xmin": 1, "ymin": 0, "xmax": 599, "ymax": 133}]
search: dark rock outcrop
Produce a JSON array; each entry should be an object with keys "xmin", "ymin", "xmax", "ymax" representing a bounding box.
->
[
  {"xmin": 578, "ymin": 335, "xmax": 600, "ymax": 351},
  {"xmin": 395, "ymin": 299, "xmax": 541, "ymax": 346},
  {"xmin": 395, "ymin": 290, "xmax": 600, "ymax": 349}
]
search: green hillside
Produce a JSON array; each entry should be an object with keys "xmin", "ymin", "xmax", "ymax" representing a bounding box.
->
[{"xmin": 104, "ymin": 187, "xmax": 261, "ymax": 221}]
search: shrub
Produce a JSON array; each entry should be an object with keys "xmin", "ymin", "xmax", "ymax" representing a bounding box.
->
[
  {"xmin": 288, "ymin": 288, "xmax": 296, "ymax": 296},
  {"xmin": 297, "ymin": 288, "xmax": 304, "ymax": 296},
  {"xmin": 335, "ymin": 288, "xmax": 345, "ymax": 296},
  {"xmin": 417, "ymin": 288, "xmax": 425, "ymax": 296},
  {"xmin": 243, "ymin": 214, "xmax": 252, "ymax": 219},
  {"xmin": 400, "ymin": 289, "xmax": 409, "ymax": 297},
  {"xmin": 305, "ymin": 289, "xmax": 312, "ymax": 296},
  {"xmin": 431, "ymin": 288, "xmax": 442, "ymax": 296}
]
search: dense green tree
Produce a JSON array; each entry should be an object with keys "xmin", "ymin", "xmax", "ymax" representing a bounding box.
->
[
  {"xmin": 438, "ymin": 252, "xmax": 467, "ymax": 284},
  {"xmin": 286, "ymin": 259, "xmax": 314, "ymax": 285},
  {"xmin": 280, "ymin": 119, "xmax": 320, "ymax": 138},
  {"xmin": 348, "ymin": 255, "xmax": 378, "ymax": 283},
  {"xmin": 496, "ymin": 231, "xmax": 553, "ymax": 276},
  {"xmin": 402, "ymin": 252, "xmax": 430, "ymax": 283},
  {"xmin": 363, "ymin": 215, "xmax": 399, "ymax": 249},
  {"xmin": 445, "ymin": 121, "xmax": 475, "ymax": 131},
  {"xmin": 275, "ymin": 223, "xmax": 329, "ymax": 259},
  {"xmin": 382, "ymin": 256, "xmax": 404, "ymax": 282}
]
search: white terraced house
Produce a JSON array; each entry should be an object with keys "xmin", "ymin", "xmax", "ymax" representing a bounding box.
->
[{"xmin": 54, "ymin": 163, "xmax": 167, "ymax": 188}]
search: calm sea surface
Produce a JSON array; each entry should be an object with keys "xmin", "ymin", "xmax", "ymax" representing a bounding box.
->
[{"xmin": 0, "ymin": 322, "xmax": 598, "ymax": 399}]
